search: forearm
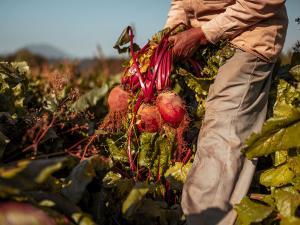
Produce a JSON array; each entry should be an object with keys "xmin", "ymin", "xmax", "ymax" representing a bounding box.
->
[{"xmin": 201, "ymin": 0, "xmax": 286, "ymax": 43}]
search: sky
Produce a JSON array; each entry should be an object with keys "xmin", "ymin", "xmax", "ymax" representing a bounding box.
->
[{"xmin": 0, "ymin": 0, "xmax": 299, "ymax": 58}]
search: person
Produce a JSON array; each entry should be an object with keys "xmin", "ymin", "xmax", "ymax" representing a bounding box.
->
[{"xmin": 165, "ymin": 1, "xmax": 288, "ymax": 225}]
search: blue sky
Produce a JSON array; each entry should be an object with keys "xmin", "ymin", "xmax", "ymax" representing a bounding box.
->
[{"xmin": 0, "ymin": 0, "xmax": 299, "ymax": 58}]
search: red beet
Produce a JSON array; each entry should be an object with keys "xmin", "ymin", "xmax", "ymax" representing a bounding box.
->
[
  {"xmin": 100, "ymin": 85, "xmax": 130, "ymax": 132},
  {"xmin": 156, "ymin": 91, "xmax": 186, "ymax": 128},
  {"xmin": 108, "ymin": 85, "xmax": 130, "ymax": 112},
  {"xmin": 0, "ymin": 202, "xmax": 55, "ymax": 225},
  {"xmin": 136, "ymin": 104, "xmax": 162, "ymax": 133}
]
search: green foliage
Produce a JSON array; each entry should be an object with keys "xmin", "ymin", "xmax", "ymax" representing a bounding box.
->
[
  {"xmin": 0, "ymin": 62, "xmax": 30, "ymax": 117},
  {"xmin": 290, "ymin": 65, "xmax": 300, "ymax": 81},
  {"xmin": 236, "ymin": 54, "xmax": 300, "ymax": 224},
  {"xmin": 244, "ymin": 79, "xmax": 300, "ymax": 159},
  {"xmin": 234, "ymin": 197, "xmax": 273, "ymax": 225},
  {"xmin": 164, "ymin": 162, "xmax": 192, "ymax": 190},
  {"xmin": 122, "ymin": 182, "xmax": 150, "ymax": 219},
  {"xmin": 1, "ymin": 25, "xmax": 299, "ymax": 225},
  {"xmin": 70, "ymin": 84, "xmax": 108, "ymax": 113},
  {"xmin": 138, "ymin": 132, "xmax": 157, "ymax": 167}
]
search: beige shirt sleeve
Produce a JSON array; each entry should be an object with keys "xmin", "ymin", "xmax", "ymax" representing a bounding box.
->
[
  {"xmin": 201, "ymin": 0, "xmax": 286, "ymax": 44},
  {"xmin": 164, "ymin": 0, "xmax": 187, "ymax": 29}
]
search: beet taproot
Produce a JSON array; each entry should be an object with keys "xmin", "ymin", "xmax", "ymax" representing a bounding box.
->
[
  {"xmin": 136, "ymin": 104, "xmax": 162, "ymax": 133},
  {"xmin": 156, "ymin": 91, "xmax": 186, "ymax": 128},
  {"xmin": 100, "ymin": 85, "xmax": 130, "ymax": 131}
]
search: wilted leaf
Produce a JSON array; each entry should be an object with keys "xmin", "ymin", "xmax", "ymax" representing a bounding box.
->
[
  {"xmin": 113, "ymin": 26, "xmax": 140, "ymax": 54},
  {"xmin": 260, "ymin": 164, "xmax": 295, "ymax": 187},
  {"xmin": 113, "ymin": 26, "xmax": 131, "ymax": 49},
  {"xmin": 234, "ymin": 197, "xmax": 273, "ymax": 225},
  {"xmin": 122, "ymin": 182, "xmax": 150, "ymax": 219}
]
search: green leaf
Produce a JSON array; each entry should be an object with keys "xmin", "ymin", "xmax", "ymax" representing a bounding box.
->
[
  {"xmin": 0, "ymin": 157, "xmax": 69, "ymax": 191},
  {"xmin": 249, "ymin": 193, "xmax": 275, "ymax": 207},
  {"xmin": 102, "ymin": 171, "xmax": 122, "ymax": 188},
  {"xmin": 0, "ymin": 62, "xmax": 29, "ymax": 117},
  {"xmin": 260, "ymin": 164, "xmax": 295, "ymax": 187},
  {"xmin": 280, "ymin": 216, "xmax": 300, "ymax": 225},
  {"xmin": 164, "ymin": 162, "xmax": 192, "ymax": 190},
  {"xmin": 106, "ymin": 138, "xmax": 128, "ymax": 163},
  {"xmin": 62, "ymin": 156, "xmax": 112, "ymax": 204},
  {"xmin": 245, "ymin": 120, "xmax": 300, "ymax": 159},
  {"xmin": 291, "ymin": 175, "xmax": 300, "ymax": 191},
  {"xmin": 274, "ymin": 79, "xmax": 300, "ymax": 110},
  {"xmin": 158, "ymin": 134, "xmax": 174, "ymax": 177},
  {"xmin": 134, "ymin": 199, "xmax": 183, "ymax": 225},
  {"xmin": 244, "ymin": 79, "xmax": 300, "ymax": 159},
  {"xmin": 70, "ymin": 84, "xmax": 108, "ymax": 112},
  {"xmin": 138, "ymin": 132, "xmax": 157, "ymax": 167},
  {"xmin": 288, "ymin": 156, "xmax": 300, "ymax": 175},
  {"xmin": 122, "ymin": 182, "xmax": 150, "ymax": 219},
  {"xmin": 234, "ymin": 197, "xmax": 273, "ymax": 225},
  {"xmin": 289, "ymin": 65, "xmax": 300, "ymax": 81},
  {"xmin": 273, "ymin": 189, "xmax": 300, "ymax": 218},
  {"xmin": 71, "ymin": 212, "xmax": 97, "ymax": 225},
  {"xmin": 274, "ymin": 150, "xmax": 288, "ymax": 166}
]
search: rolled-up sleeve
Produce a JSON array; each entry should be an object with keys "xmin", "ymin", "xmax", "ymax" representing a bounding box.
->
[
  {"xmin": 201, "ymin": 0, "xmax": 286, "ymax": 43},
  {"xmin": 164, "ymin": 0, "xmax": 187, "ymax": 29}
]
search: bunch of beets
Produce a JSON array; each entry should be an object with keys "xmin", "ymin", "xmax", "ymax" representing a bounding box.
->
[{"xmin": 100, "ymin": 25, "xmax": 195, "ymax": 175}]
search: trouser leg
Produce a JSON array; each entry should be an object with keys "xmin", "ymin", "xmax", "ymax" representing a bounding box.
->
[{"xmin": 181, "ymin": 49, "xmax": 275, "ymax": 225}]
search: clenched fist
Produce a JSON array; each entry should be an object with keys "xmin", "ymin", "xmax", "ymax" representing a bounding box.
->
[{"xmin": 169, "ymin": 27, "xmax": 208, "ymax": 59}]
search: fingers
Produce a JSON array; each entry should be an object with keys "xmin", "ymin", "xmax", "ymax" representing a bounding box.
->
[
  {"xmin": 168, "ymin": 35, "xmax": 176, "ymax": 46},
  {"xmin": 172, "ymin": 42, "xmax": 182, "ymax": 58}
]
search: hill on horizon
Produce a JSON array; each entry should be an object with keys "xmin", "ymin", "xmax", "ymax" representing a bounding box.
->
[{"xmin": 19, "ymin": 44, "xmax": 71, "ymax": 59}]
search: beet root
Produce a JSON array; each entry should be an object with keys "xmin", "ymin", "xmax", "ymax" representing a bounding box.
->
[
  {"xmin": 156, "ymin": 91, "xmax": 186, "ymax": 128},
  {"xmin": 100, "ymin": 85, "xmax": 130, "ymax": 132},
  {"xmin": 108, "ymin": 85, "xmax": 130, "ymax": 112},
  {"xmin": 136, "ymin": 104, "xmax": 162, "ymax": 133}
]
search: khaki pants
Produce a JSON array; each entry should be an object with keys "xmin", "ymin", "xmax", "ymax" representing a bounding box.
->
[{"xmin": 181, "ymin": 49, "xmax": 275, "ymax": 225}]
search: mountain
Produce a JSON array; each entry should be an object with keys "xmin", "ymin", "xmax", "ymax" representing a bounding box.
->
[{"xmin": 20, "ymin": 44, "xmax": 70, "ymax": 59}]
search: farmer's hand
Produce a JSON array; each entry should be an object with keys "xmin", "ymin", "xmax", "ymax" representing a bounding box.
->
[{"xmin": 169, "ymin": 27, "xmax": 208, "ymax": 59}]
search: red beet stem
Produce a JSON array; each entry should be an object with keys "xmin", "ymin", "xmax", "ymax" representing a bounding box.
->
[{"xmin": 128, "ymin": 27, "xmax": 146, "ymax": 96}]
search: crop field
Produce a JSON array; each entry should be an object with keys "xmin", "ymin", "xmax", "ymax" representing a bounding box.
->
[{"xmin": 0, "ymin": 21, "xmax": 300, "ymax": 225}]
